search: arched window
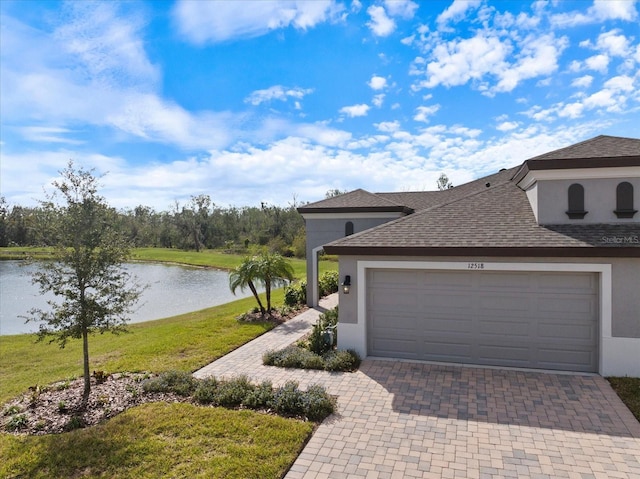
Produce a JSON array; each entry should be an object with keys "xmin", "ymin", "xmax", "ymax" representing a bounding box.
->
[
  {"xmin": 345, "ymin": 221, "xmax": 354, "ymax": 236},
  {"xmin": 566, "ymin": 183, "xmax": 587, "ymax": 219},
  {"xmin": 615, "ymin": 182, "xmax": 637, "ymax": 218}
]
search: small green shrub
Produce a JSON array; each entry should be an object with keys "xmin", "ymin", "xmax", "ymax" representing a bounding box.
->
[
  {"xmin": 243, "ymin": 381, "xmax": 274, "ymax": 409},
  {"xmin": 193, "ymin": 377, "xmax": 219, "ymax": 404},
  {"xmin": 318, "ymin": 270, "xmax": 339, "ymax": 297},
  {"xmin": 3, "ymin": 405, "xmax": 21, "ymax": 416},
  {"xmin": 142, "ymin": 370, "xmax": 197, "ymax": 397},
  {"xmin": 6, "ymin": 414, "xmax": 28, "ymax": 431},
  {"xmin": 271, "ymin": 381, "xmax": 305, "ymax": 417},
  {"xmin": 324, "ymin": 350, "xmax": 361, "ymax": 372},
  {"xmin": 212, "ymin": 376, "xmax": 254, "ymax": 407},
  {"xmin": 284, "ymin": 280, "xmax": 307, "ymax": 306},
  {"xmin": 64, "ymin": 415, "xmax": 85, "ymax": 432},
  {"xmin": 263, "ymin": 346, "xmax": 324, "ymax": 370},
  {"xmin": 308, "ymin": 306, "xmax": 338, "ymax": 355},
  {"xmin": 303, "ymin": 385, "xmax": 336, "ymax": 421}
]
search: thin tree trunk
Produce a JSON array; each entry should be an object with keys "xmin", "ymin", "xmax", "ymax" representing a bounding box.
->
[
  {"xmin": 82, "ymin": 328, "xmax": 90, "ymax": 409},
  {"xmin": 248, "ymin": 281, "xmax": 266, "ymax": 314}
]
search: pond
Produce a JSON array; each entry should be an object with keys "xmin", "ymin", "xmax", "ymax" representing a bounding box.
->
[{"xmin": 0, "ymin": 261, "xmax": 262, "ymax": 336}]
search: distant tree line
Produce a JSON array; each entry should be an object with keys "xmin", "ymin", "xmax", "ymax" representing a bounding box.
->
[{"xmin": 0, "ymin": 194, "xmax": 307, "ymax": 257}]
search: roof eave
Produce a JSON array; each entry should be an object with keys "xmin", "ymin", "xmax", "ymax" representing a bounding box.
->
[
  {"xmin": 322, "ymin": 245, "xmax": 640, "ymax": 258},
  {"xmin": 297, "ymin": 206, "xmax": 414, "ymax": 215}
]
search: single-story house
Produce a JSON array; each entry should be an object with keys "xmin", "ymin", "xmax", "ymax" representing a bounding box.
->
[{"xmin": 298, "ymin": 135, "xmax": 640, "ymax": 376}]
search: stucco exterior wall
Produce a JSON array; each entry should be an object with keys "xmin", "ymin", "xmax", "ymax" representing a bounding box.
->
[
  {"xmin": 535, "ymin": 178, "xmax": 640, "ymax": 224},
  {"xmin": 302, "ymin": 215, "xmax": 402, "ymax": 305}
]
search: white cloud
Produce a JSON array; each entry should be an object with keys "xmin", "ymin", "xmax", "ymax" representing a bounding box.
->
[
  {"xmin": 496, "ymin": 121, "xmax": 519, "ymax": 131},
  {"xmin": 368, "ymin": 75, "xmax": 388, "ymax": 90},
  {"xmin": 375, "ymin": 121, "xmax": 400, "ymax": 132},
  {"xmin": 551, "ymin": 0, "xmax": 638, "ymax": 27},
  {"xmin": 245, "ymin": 85, "xmax": 314, "ymax": 105},
  {"xmin": 383, "ymin": 0, "xmax": 418, "ymax": 19},
  {"xmin": 436, "ymin": 0, "xmax": 482, "ymax": 26},
  {"xmin": 417, "ymin": 33, "xmax": 510, "ymax": 88},
  {"xmin": 494, "ymin": 34, "xmax": 567, "ymax": 93},
  {"xmin": 367, "ymin": 5, "xmax": 395, "ymax": 37},
  {"xmin": 173, "ymin": 0, "xmax": 343, "ymax": 44},
  {"xmin": 595, "ymin": 29, "xmax": 631, "ymax": 57},
  {"xmin": 372, "ymin": 94, "xmax": 385, "ymax": 107},
  {"xmin": 413, "ymin": 105, "xmax": 440, "ymax": 123},
  {"xmin": 585, "ymin": 54, "xmax": 610, "ymax": 73},
  {"xmin": 18, "ymin": 126, "xmax": 84, "ymax": 145},
  {"xmin": 571, "ymin": 75, "xmax": 594, "ymax": 88},
  {"xmin": 339, "ymin": 103, "xmax": 370, "ymax": 117}
]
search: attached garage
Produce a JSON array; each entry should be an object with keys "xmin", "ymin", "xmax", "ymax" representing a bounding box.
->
[{"xmin": 367, "ymin": 269, "xmax": 599, "ymax": 372}]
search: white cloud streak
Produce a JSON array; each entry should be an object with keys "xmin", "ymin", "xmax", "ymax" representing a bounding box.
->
[{"xmin": 173, "ymin": 0, "xmax": 343, "ymax": 44}]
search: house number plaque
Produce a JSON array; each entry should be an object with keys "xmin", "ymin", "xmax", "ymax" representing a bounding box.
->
[{"xmin": 467, "ymin": 263, "xmax": 485, "ymax": 270}]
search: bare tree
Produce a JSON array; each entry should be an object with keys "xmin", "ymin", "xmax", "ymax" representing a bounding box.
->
[{"xmin": 436, "ymin": 173, "xmax": 453, "ymax": 191}]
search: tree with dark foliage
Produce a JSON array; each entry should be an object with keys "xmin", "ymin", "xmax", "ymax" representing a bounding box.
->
[{"xmin": 25, "ymin": 162, "xmax": 143, "ymax": 408}]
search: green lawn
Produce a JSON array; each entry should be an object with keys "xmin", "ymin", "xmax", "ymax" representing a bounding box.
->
[
  {"xmin": 0, "ymin": 403, "xmax": 313, "ymax": 479},
  {"xmin": 0, "ymin": 248, "xmax": 338, "ymax": 478}
]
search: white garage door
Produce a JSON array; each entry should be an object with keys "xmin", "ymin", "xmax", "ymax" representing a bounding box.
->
[{"xmin": 367, "ymin": 269, "xmax": 599, "ymax": 372}]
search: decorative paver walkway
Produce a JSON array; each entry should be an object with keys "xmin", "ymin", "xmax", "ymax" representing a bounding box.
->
[{"xmin": 194, "ymin": 295, "xmax": 640, "ymax": 478}]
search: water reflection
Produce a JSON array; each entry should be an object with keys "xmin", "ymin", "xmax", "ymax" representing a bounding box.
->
[{"xmin": 0, "ymin": 261, "xmax": 262, "ymax": 336}]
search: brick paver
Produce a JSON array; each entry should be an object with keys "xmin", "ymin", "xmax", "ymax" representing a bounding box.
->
[{"xmin": 194, "ymin": 295, "xmax": 640, "ymax": 478}]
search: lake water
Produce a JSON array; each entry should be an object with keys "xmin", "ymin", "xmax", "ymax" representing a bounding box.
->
[{"xmin": 0, "ymin": 261, "xmax": 261, "ymax": 336}]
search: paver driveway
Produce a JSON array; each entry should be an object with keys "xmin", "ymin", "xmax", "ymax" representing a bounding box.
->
[{"xmin": 195, "ymin": 297, "xmax": 640, "ymax": 479}]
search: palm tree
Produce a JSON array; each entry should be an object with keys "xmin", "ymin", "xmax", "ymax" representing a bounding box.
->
[
  {"xmin": 256, "ymin": 252, "xmax": 295, "ymax": 312},
  {"xmin": 229, "ymin": 256, "xmax": 266, "ymax": 314}
]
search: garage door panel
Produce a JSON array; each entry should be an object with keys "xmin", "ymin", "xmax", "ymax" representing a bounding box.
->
[
  {"xmin": 538, "ymin": 322, "xmax": 596, "ymax": 341},
  {"xmin": 478, "ymin": 320, "xmax": 530, "ymax": 336},
  {"xmin": 421, "ymin": 271, "xmax": 475, "ymax": 288},
  {"xmin": 477, "ymin": 294, "xmax": 531, "ymax": 312},
  {"xmin": 421, "ymin": 317, "xmax": 473, "ymax": 334},
  {"xmin": 367, "ymin": 269, "xmax": 599, "ymax": 372},
  {"xmin": 370, "ymin": 290, "xmax": 420, "ymax": 309},
  {"xmin": 421, "ymin": 341, "xmax": 472, "ymax": 362},
  {"xmin": 479, "ymin": 272, "xmax": 532, "ymax": 289},
  {"xmin": 537, "ymin": 272, "xmax": 596, "ymax": 292},
  {"xmin": 422, "ymin": 293, "xmax": 475, "ymax": 310}
]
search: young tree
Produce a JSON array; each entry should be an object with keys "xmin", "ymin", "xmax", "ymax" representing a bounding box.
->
[
  {"xmin": 25, "ymin": 161, "xmax": 143, "ymax": 408},
  {"xmin": 256, "ymin": 252, "xmax": 295, "ymax": 312},
  {"xmin": 229, "ymin": 256, "xmax": 266, "ymax": 314},
  {"xmin": 228, "ymin": 252, "xmax": 294, "ymax": 314}
]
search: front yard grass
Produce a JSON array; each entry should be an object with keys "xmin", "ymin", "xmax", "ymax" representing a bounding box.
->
[
  {"xmin": 0, "ymin": 290, "xmax": 316, "ymax": 478},
  {"xmin": 0, "ymin": 403, "xmax": 314, "ymax": 479}
]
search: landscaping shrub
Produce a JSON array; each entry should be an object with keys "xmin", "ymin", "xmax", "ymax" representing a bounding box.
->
[
  {"xmin": 270, "ymin": 381, "xmax": 305, "ymax": 417},
  {"xmin": 308, "ymin": 306, "xmax": 338, "ymax": 355},
  {"xmin": 193, "ymin": 377, "xmax": 219, "ymax": 404},
  {"xmin": 211, "ymin": 376, "xmax": 254, "ymax": 407},
  {"xmin": 264, "ymin": 346, "xmax": 325, "ymax": 370},
  {"xmin": 263, "ymin": 344, "xmax": 361, "ymax": 373},
  {"xmin": 303, "ymin": 385, "xmax": 336, "ymax": 421},
  {"xmin": 324, "ymin": 350, "xmax": 361, "ymax": 372},
  {"xmin": 284, "ymin": 280, "xmax": 306, "ymax": 306},
  {"xmin": 318, "ymin": 270, "xmax": 339, "ymax": 297},
  {"xmin": 243, "ymin": 380, "xmax": 274, "ymax": 409},
  {"xmin": 142, "ymin": 370, "xmax": 197, "ymax": 397}
]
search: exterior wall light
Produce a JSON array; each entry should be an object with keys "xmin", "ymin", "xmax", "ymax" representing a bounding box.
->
[{"xmin": 342, "ymin": 275, "xmax": 351, "ymax": 294}]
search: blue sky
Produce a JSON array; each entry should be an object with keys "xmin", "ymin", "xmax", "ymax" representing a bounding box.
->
[{"xmin": 1, "ymin": 0, "xmax": 639, "ymax": 210}]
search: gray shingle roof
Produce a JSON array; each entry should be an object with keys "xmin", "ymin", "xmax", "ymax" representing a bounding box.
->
[
  {"xmin": 318, "ymin": 135, "xmax": 639, "ymax": 257},
  {"xmin": 297, "ymin": 188, "xmax": 412, "ymax": 213},
  {"xmin": 527, "ymin": 135, "xmax": 640, "ymax": 161}
]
